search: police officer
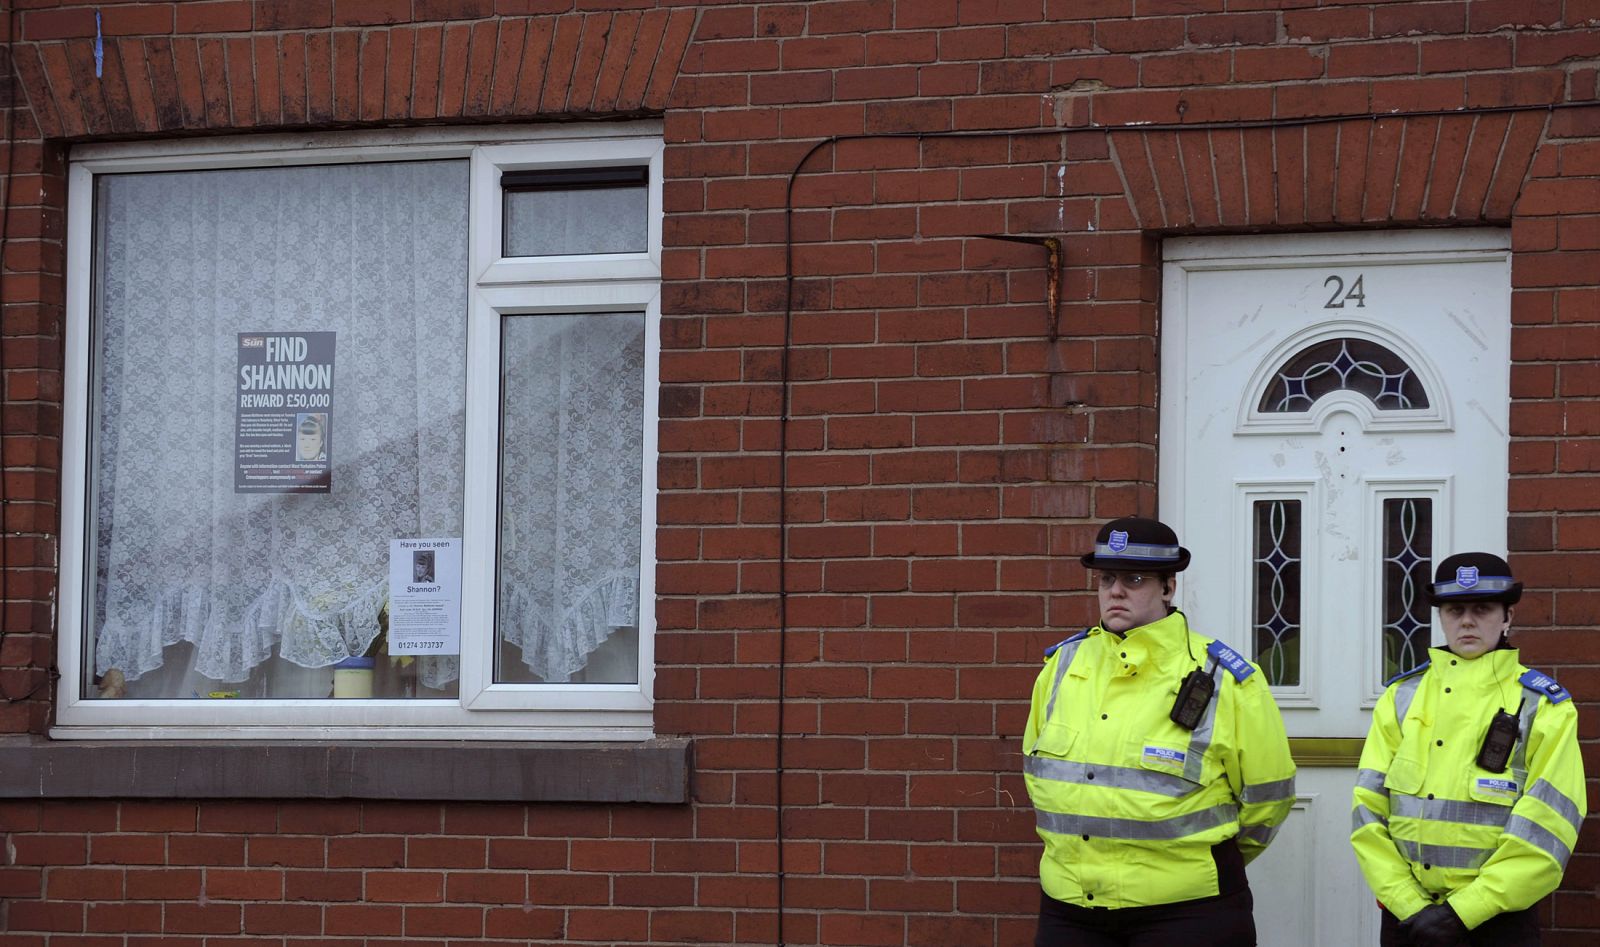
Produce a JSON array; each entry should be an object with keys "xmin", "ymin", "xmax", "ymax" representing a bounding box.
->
[
  {"xmin": 1351, "ymin": 553, "xmax": 1587, "ymax": 947},
  {"xmin": 1023, "ymin": 516, "xmax": 1297, "ymax": 946}
]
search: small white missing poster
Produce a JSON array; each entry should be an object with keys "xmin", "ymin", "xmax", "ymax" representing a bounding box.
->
[{"xmin": 388, "ymin": 538, "xmax": 463, "ymax": 655}]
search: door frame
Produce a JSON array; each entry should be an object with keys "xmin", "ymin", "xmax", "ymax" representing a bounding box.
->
[
  {"xmin": 1158, "ymin": 228, "xmax": 1512, "ymax": 726},
  {"xmin": 1158, "ymin": 229, "xmax": 1513, "ymax": 947}
]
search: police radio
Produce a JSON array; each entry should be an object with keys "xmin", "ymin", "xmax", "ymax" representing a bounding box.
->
[
  {"xmin": 1170, "ymin": 666, "xmax": 1215, "ymax": 731},
  {"xmin": 1476, "ymin": 702, "xmax": 1522, "ymax": 773}
]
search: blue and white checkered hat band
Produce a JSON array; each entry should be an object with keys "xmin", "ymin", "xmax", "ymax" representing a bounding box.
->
[
  {"xmin": 1432, "ymin": 576, "xmax": 1516, "ymax": 597},
  {"xmin": 1093, "ymin": 541, "xmax": 1181, "ymax": 562}
]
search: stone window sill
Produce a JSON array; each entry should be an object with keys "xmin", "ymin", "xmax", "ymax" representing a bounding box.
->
[{"xmin": 0, "ymin": 736, "xmax": 691, "ymax": 803}]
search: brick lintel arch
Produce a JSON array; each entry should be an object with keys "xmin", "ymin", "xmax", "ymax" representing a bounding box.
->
[
  {"xmin": 1108, "ymin": 112, "xmax": 1549, "ymax": 232},
  {"xmin": 9, "ymin": 10, "xmax": 697, "ymax": 140}
]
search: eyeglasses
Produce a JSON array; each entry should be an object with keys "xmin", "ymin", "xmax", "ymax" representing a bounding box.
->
[{"xmin": 1096, "ymin": 572, "xmax": 1153, "ymax": 590}]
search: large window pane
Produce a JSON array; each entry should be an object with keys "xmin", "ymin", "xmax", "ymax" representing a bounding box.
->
[
  {"xmin": 88, "ymin": 160, "xmax": 468, "ymax": 700},
  {"xmin": 496, "ymin": 313, "xmax": 644, "ymax": 684}
]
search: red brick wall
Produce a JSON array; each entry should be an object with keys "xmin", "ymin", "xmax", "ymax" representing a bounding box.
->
[{"xmin": 2, "ymin": 2, "xmax": 1598, "ymax": 944}]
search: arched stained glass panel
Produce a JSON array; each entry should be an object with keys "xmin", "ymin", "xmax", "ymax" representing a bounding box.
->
[{"xmin": 1258, "ymin": 338, "xmax": 1429, "ymax": 413}]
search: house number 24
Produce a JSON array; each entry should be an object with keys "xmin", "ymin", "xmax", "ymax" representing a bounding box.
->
[{"xmin": 1323, "ymin": 274, "xmax": 1366, "ymax": 309}]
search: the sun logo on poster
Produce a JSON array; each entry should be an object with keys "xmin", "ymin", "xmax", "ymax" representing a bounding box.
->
[{"xmin": 234, "ymin": 331, "xmax": 336, "ymax": 494}]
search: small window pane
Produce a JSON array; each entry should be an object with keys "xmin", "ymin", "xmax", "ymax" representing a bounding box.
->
[
  {"xmin": 88, "ymin": 161, "xmax": 468, "ymax": 700},
  {"xmin": 496, "ymin": 313, "xmax": 645, "ymax": 684},
  {"xmin": 1251, "ymin": 500, "xmax": 1302, "ymax": 686},
  {"xmin": 1259, "ymin": 337, "xmax": 1429, "ymax": 413},
  {"xmin": 503, "ymin": 185, "xmax": 647, "ymax": 257},
  {"xmin": 1382, "ymin": 498, "xmax": 1433, "ymax": 682}
]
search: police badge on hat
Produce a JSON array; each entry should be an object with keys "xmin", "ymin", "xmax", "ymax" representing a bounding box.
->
[
  {"xmin": 1079, "ymin": 517, "xmax": 1191, "ymax": 573},
  {"xmin": 1426, "ymin": 552, "xmax": 1522, "ymax": 606}
]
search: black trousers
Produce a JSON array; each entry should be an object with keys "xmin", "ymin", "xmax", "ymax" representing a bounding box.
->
[
  {"xmin": 1034, "ymin": 886, "xmax": 1256, "ymax": 947},
  {"xmin": 1380, "ymin": 907, "xmax": 1540, "ymax": 947}
]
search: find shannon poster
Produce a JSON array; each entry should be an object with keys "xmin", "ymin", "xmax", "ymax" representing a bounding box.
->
[{"xmin": 234, "ymin": 332, "xmax": 335, "ymax": 493}]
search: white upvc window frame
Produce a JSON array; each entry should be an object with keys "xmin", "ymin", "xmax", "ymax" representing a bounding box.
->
[{"xmin": 53, "ymin": 124, "xmax": 663, "ymax": 741}]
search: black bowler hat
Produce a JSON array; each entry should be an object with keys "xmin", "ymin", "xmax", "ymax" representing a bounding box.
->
[
  {"xmin": 1426, "ymin": 552, "xmax": 1522, "ymax": 606},
  {"xmin": 1079, "ymin": 516, "xmax": 1191, "ymax": 573}
]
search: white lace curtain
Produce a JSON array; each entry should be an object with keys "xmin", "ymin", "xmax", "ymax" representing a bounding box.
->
[
  {"xmin": 92, "ymin": 160, "xmax": 468, "ymax": 692},
  {"xmin": 497, "ymin": 314, "xmax": 644, "ymax": 684},
  {"xmin": 91, "ymin": 159, "xmax": 647, "ymax": 695}
]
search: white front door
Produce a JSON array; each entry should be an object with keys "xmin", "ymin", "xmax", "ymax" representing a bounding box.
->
[{"xmin": 1160, "ymin": 231, "xmax": 1511, "ymax": 947}]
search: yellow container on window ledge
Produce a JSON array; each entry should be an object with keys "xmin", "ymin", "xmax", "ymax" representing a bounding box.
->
[{"xmin": 332, "ymin": 656, "xmax": 375, "ymax": 698}]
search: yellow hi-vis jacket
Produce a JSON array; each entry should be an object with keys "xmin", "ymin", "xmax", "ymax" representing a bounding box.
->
[
  {"xmin": 1351, "ymin": 647, "xmax": 1587, "ymax": 929},
  {"xmin": 1022, "ymin": 610, "xmax": 1297, "ymax": 908}
]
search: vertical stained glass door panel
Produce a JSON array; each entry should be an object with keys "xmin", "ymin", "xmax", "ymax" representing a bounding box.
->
[
  {"xmin": 1252, "ymin": 499, "xmax": 1302, "ymax": 686},
  {"xmin": 1382, "ymin": 498, "xmax": 1433, "ymax": 682}
]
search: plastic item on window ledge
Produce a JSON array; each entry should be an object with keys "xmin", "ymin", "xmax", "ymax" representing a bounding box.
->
[
  {"xmin": 328, "ymin": 602, "xmax": 420, "ymax": 698},
  {"xmin": 332, "ymin": 656, "xmax": 375, "ymax": 698}
]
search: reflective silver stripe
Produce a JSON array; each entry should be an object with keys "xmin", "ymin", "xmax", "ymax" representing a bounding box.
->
[
  {"xmin": 1093, "ymin": 541, "xmax": 1180, "ymax": 562},
  {"xmin": 1238, "ymin": 822, "xmax": 1279, "ymax": 847},
  {"xmin": 1395, "ymin": 839, "xmax": 1493, "ymax": 870},
  {"xmin": 1393, "ymin": 675, "xmax": 1423, "ymax": 727},
  {"xmin": 1431, "ymin": 576, "xmax": 1516, "ymax": 597},
  {"xmin": 1506, "ymin": 814, "xmax": 1573, "ymax": 866},
  {"xmin": 1355, "ymin": 769, "xmax": 1389, "ymax": 795},
  {"xmin": 1035, "ymin": 802, "xmax": 1239, "ymax": 841},
  {"xmin": 1182, "ymin": 661, "xmax": 1223, "ymax": 783},
  {"xmin": 1390, "ymin": 794, "xmax": 1512, "ymax": 828},
  {"xmin": 1509, "ymin": 688, "xmax": 1541, "ymax": 784},
  {"xmin": 1024, "ymin": 755, "xmax": 1201, "ymax": 798},
  {"xmin": 1526, "ymin": 779, "xmax": 1584, "ymax": 835},
  {"xmin": 1352, "ymin": 803, "xmax": 1386, "ymax": 832},
  {"xmin": 1240, "ymin": 776, "xmax": 1296, "ymax": 804},
  {"xmin": 1042, "ymin": 638, "xmax": 1084, "ymax": 723}
]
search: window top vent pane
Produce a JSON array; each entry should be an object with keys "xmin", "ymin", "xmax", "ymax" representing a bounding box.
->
[
  {"xmin": 501, "ymin": 166, "xmax": 648, "ymax": 191},
  {"xmin": 502, "ymin": 168, "xmax": 648, "ymax": 258}
]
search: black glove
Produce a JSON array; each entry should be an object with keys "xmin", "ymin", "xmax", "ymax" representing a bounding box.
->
[{"xmin": 1404, "ymin": 904, "xmax": 1468, "ymax": 947}]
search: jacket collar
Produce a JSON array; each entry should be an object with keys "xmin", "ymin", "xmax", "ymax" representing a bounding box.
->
[
  {"xmin": 1428, "ymin": 645, "xmax": 1521, "ymax": 682},
  {"xmin": 1076, "ymin": 610, "xmax": 1195, "ymax": 678}
]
